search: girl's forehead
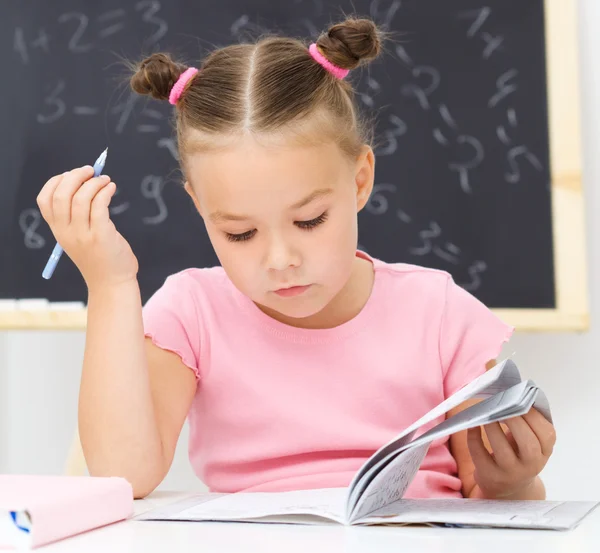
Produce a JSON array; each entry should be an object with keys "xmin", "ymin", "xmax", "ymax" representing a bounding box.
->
[
  {"xmin": 185, "ymin": 141, "xmax": 354, "ymax": 218},
  {"xmin": 186, "ymin": 138, "xmax": 349, "ymax": 191}
]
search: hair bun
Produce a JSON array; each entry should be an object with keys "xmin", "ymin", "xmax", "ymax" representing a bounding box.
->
[
  {"xmin": 316, "ymin": 17, "xmax": 383, "ymax": 71},
  {"xmin": 130, "ymin": 52, "xmax": 188, "ymax": 101}
]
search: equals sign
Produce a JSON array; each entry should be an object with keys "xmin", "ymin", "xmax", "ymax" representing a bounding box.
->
[{"xmin": 73, "ymin": 107, "xmax": 99, "ymax": 115}]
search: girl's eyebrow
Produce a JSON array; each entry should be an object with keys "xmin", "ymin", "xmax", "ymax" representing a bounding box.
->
[
  {"xmin": 208, "ymin": 187, "xmax": 334, "ymax": 223},
  {"xmin": 291, "ymin": 187, "xmax": 334, "ymax": 209}
]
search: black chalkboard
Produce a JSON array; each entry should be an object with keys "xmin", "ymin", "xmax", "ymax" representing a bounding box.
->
[{"xmin": 1, "ymin": 0, "xmax": 554, "ymax": 308}]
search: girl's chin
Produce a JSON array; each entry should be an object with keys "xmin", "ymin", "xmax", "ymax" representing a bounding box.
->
[{"xmin": 256, "ymin": 295, "xmax": 332, "ymax": 323}]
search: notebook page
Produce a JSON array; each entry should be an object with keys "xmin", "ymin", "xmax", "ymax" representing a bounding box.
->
[
  {"xmin": 407, "ymin": 381, "xmax": 538, "ymax": 448},
  {"xmin": 348, "ymin": 444, "xmax": 430, "ymax": 523},
  {"xmin": 136, "ymin": 488, "xmax": 348, "ymax": 525},
  {"xmin": 410, "ymin": 384, "xmax": 553, "ymax": 450},
  {"xmin": 134, "ymin": 494, "xmax": 227, "ymax": 520},
  {"xmin": 362, "ymin": 498, "xmax": 600, "ymax": 530},
  {"xmin": 399, "ymin": 358, "xmax": 523, "ymax": 439}
]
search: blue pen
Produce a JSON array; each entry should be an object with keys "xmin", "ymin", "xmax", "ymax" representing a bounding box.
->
[{"xmin": 42, "ymin": 148, "xmax": 108, "ymax": 279}]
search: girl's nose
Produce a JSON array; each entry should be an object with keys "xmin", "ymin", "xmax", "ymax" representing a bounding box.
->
[{"xmin": 266, "ymin": 235, "xmax": 300, "ymax": 272}]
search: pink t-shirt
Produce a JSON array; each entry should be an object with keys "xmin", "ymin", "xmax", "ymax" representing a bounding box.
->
[{"xmin": 142, "ymin": 250, "xmax": 513, "ymax": 497}]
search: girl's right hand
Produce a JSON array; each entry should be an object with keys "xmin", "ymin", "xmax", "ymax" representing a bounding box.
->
[{"xmin": 37, "ymin": 166, "xmax": 139, "ymax": 291}]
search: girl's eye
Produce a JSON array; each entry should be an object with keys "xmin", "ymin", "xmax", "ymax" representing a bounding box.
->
[
  {"xmin": 295, "ymin": 211, "xmax": 328, "ymax": 230},
  {"xmin": 226, "ymin": 229, "xmax": 256, "ymax": 243},
  {"xmin": 225, "ymin": 211, "xmax": 328, "ymax": 243}
]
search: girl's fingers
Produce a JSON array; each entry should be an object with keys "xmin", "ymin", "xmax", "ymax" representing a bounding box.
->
[
  {"xmin": 504, "ymin": 414, "xmax": 543, "ymax": 461},
  {"xmin": 522, "ymin": 408, "xmax": 556, "ymax": 457},
  {"xmin": 501, "ymin": 428, "xmax": 519, "ymax": 453},
  {"xmin": 37, "ymin": 173, "xmax": 66, "ymax": 223},
  {"xmin": 52, "ymin": 166, "xmax": 95, "ymax": 225},
  {"xmin": 90, "ymin": 181, "xmax": 117, "ymax": 228},
  {"xmin": 467, "ymin": 426, "xmax": 496, "ymax": 473},
  {"xmin": 70, "ymin": 175, "xmax": 111, "ymax": 231},
  {"xmin": 482, "ymin": 422, "xmax": 518, "ymax": 468}
]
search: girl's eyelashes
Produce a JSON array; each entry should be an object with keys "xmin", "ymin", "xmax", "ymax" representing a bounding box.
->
[
  {"xmin": 226, "ymin": 229, "xmax": 255, "ymax": 243},
  {"xmin": 295, "ymin": 211, "xmax": 328, "ymax": 230},
  {"xmin": 225, "ymin": 211, "xmax": 329, "ymax": 243}
]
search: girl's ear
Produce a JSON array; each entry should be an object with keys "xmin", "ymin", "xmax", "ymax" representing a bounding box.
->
[
  {"xmin": 355, "ymin": 145, "xmax": 375, "ymax": 212},
  {"xmin": 184, "ymin": 181, "xmax": 203, "ymax": 216}
]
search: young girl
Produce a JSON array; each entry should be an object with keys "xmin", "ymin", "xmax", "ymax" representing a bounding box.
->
[{"xmin": 37, "ymin": 17, "xmax": 555, "ymax": 500}]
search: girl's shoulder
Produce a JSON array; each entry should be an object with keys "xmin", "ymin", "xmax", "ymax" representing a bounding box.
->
[
  {"xmin": 143, "ymin": 265, "xmax": 236, "ymax": 313},
  {"xmin": 157, "ymin": 265, "xmax": 230, "ymax": 293},
  {"xmin": 167, "ymin": 265, "xmax": 229, "ymax": 285},
  {"xmin": 370, "ymin": 255, "xmax": 453, "ymax": 300}
]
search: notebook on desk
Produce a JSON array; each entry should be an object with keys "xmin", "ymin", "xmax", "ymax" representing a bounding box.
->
[
  {"xmin": 136, "ymin": 489, "xmax": 600, "ymax": 530},
  {"xmin": 136, "ymin": 360, "xmax": 599, "ymax": 530},
  {"xmin": 0, "ymin": 475, "xmax": 133, "ymax": 549}
]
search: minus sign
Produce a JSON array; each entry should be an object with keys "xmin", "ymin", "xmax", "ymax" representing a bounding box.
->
[{"xmin": 73, "ymin": 107, "xmax": 99, "ymax": 115}]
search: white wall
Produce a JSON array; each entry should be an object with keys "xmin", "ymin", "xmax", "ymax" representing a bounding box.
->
[
  {"xmin": 1, "ymin": 0, "xmax": 599, "ymax": 500},
  {"xmin": 0, "ymin": 329, "xmax": 205, "ymax": 492}
]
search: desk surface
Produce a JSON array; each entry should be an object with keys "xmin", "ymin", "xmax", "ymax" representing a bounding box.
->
[{"xmin": 42, "ymin": 491, "xmax": 600, "ymax": 553}]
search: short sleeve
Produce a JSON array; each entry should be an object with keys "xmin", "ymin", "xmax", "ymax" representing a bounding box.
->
[
  {"xmin": 439, "ymin": 276, "xmax": 514, "ymax": 398},
  {"xmin": 142, "ymin": 273, "xmax": 202, "ymax": 380}
]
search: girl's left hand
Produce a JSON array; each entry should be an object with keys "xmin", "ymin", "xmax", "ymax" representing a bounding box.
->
[{"xmin": 467, "ymin": 407, "xmax": 556, "ymax": 498}]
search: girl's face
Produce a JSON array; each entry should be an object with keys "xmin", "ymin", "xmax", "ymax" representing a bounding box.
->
[{"xmin": 184, "ymin": 136, "xmax": 374, "ymax": 323}]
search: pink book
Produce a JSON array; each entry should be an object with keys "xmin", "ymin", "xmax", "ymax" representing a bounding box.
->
[{"xmin": 0, "ymin": 475, "xmax": 133, "ymax": 549}]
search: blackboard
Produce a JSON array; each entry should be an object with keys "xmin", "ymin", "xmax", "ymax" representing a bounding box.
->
[{"xmin": 2, "ymin": 0, "xmax": 555, "ymax": 310}]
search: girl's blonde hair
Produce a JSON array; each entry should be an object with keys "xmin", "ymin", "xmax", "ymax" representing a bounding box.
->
[{"xmin": 130, "ymin": 16, "xmax": 385, "ymax": 172}]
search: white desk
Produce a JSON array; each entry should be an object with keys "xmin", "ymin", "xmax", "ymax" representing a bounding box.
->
[{"xmin": 42, "ymin": 491, "xmax": 600, "ymax": 552}]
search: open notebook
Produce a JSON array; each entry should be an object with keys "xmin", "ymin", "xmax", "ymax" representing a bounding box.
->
[{"xmin": 136, "ymin": 359, "xmax": 599, "ymax": 530}]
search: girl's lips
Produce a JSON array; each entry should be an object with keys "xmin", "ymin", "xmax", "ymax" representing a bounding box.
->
[{"xmin": 273, "ymin": 284, "xmax": 312, "ymax": 297}]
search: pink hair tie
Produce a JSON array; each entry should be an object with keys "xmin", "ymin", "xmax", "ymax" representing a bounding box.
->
[
  {"xmin": 169, "ymin": 67, "xmax": 199, "ymax": 105},
  {"xmin": 309, "ymin": 43, "xmax": 349, "ymax": 79}
]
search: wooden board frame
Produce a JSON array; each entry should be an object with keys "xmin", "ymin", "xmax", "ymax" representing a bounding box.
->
[{"xmin": 0, "ymin": 0, "xmax": 589, "ymax": 331}]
